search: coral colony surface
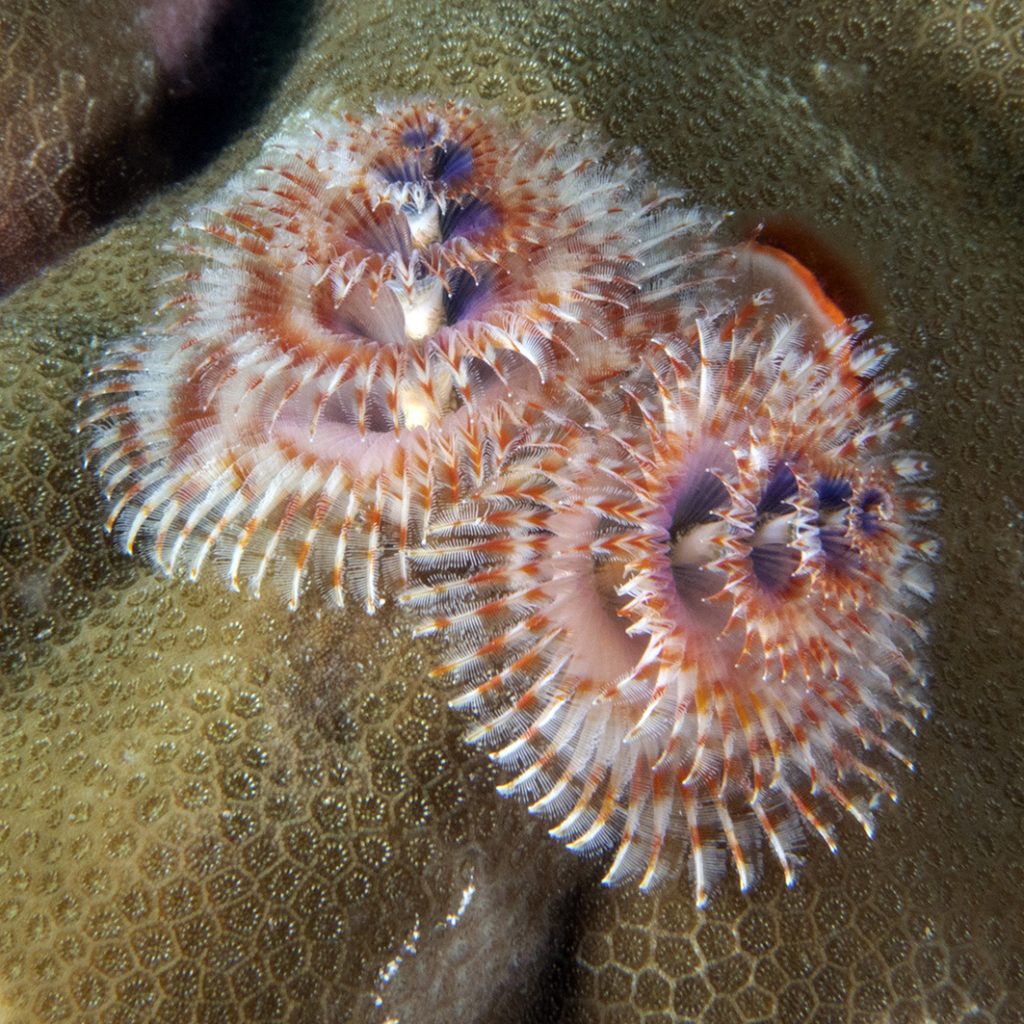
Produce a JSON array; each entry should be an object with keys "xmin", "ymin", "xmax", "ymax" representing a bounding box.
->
[{"xmin": 79, "ymin": 99, "xmax": 936, "ymax": 907}]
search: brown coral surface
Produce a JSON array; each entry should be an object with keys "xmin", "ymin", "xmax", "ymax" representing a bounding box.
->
[
  {"xmin": 0, "ymin": 1, "xmax": 1022, "ymax": 1023},
  {"xmin": 0, "ymin": 0, "xmax": 304, "ymax": 295}
]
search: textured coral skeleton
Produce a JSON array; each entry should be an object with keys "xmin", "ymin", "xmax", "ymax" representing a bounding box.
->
[{"xmin": 79, "ymin": 98, "xmax": 934, "ymax": 907}]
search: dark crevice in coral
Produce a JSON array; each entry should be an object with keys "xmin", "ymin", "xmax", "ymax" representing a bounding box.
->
[{"xmin": 520, "ymin": 881, "xmax": 593, "ymax": 1024}]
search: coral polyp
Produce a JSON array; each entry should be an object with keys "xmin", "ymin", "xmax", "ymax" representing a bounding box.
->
[
  {"xmin": 79, "ymin": 100, "xmax": 718, "ymax": 611},
  {"xmin": 406, "ymin": 276, "xmax": 936, "ymax": 904}
]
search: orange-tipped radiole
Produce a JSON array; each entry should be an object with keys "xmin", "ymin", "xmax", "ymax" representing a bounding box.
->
[
  {"xmin": 79, "ymin": 100, "xmax": 720, "ymax": 611},
  {"xmin": 79, "ymin": 94, "xmax": 934, "ymax": 906},
  {"xmin": 404, "ymin": 252, "xmax": 936, "ymax": 905}
]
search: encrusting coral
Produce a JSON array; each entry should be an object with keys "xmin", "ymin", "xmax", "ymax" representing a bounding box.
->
[
  {"xmin": 1, "ymin": 1, "xmax": 1022, "ymax": 1022},
  {"xmin": 0, "ymin": 0, "xmax": 302, "ymax": 296}
]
